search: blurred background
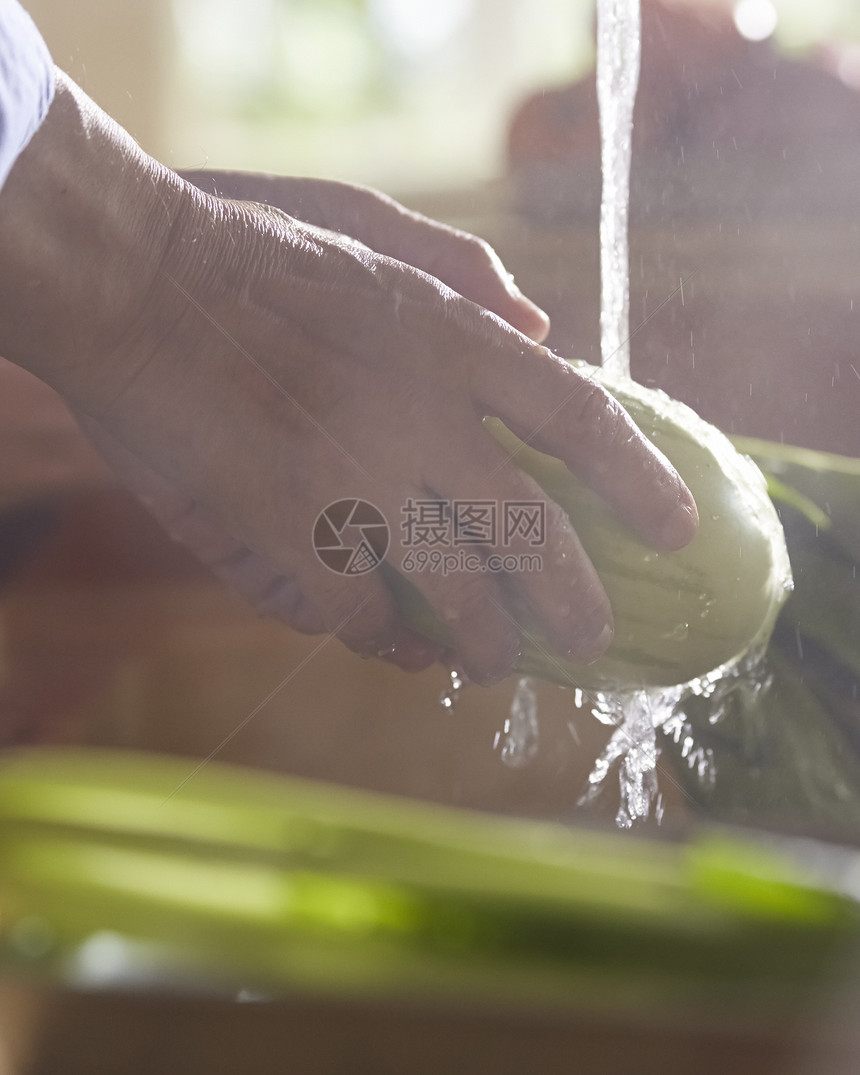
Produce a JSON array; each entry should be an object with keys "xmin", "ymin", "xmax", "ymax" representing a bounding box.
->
[{"xmin": 20, "ymin": 0, "xmax": 860, "ymax": 196}]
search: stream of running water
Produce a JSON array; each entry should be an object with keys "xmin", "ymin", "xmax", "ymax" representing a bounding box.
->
[
  {"xmin": 497, "ymin": 0, "xmax": 725, "ymax": 827},
  {"xmin": 596, "ymin": 0, "xmax": 641, "ymax": 380}
]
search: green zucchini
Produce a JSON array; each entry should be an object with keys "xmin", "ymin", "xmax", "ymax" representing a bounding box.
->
[{"xmin": 398, "ymin": 364, "xmax": 793, "ymax": 690}]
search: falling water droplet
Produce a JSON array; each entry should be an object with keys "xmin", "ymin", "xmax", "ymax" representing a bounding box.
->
[{"xmin": 496, "ymin": 677, "xmax": 539, "ymax": 768}]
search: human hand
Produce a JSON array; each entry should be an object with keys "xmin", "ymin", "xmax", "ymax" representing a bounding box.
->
[
  {"xmin": 73, "ymin": 172, "xmax": 553, "ymax": 674},
  {"xmin": 85, "ymin": 200, "xmax": 699, "ymax": 683},
  {"xmin": 0, "ymin": 75, "xmax": 698, "ymax": 686}
]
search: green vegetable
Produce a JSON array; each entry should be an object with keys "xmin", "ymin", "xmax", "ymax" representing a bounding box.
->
[
  {"xmin": 0, "ymin": 748, "xmax": 854, "ymax": 1012},
  {"xmin": 732, "ymin": 435, "xmax": 860, "ymax": 562},
  {"xmin": 397, "ymin": 364, "xmax": 793, "ymax": 690},
  {"xmin": 661, "ymin": 437, "xmax": 860, "ymax": 835}
]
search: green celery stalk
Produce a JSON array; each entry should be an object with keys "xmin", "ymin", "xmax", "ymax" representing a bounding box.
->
[{"xmin": 0, "ymin": 748, "xmax": 854, "ymax": 1016}]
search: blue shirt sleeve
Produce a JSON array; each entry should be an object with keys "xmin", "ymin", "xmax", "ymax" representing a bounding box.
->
[{"xmin": 0, "ymin": 0, "xmax": 53, "ymax": 190}]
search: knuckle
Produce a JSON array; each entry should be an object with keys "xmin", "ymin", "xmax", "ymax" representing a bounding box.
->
[
  {"xmin": 309, "ymin": 576, "xmax": 393, "ymax": 643},
  {"xmin": 462, "ymin": 234, "xmax": 498, "ymax": 272},
  {"xmin": 566, "ymin": 379, "xmax": 630, "ymax": 455},
  {"xmin": 435, "ymin": 575, "xmax": 497, "ymax": 630},
  {"xmin": 542, "ymin": 497, "xmax": 574, "ymax": 540},
  {"xmin": 571, "ymin": 377, "xmax": 614, "ymax": 426},
  {"xmin": 440, "ymin": 228, "xmax": 496, "ymax": 273},
  {"xmin": 255, "ymin": 574, "xmax": 303, "ymax": 615}
]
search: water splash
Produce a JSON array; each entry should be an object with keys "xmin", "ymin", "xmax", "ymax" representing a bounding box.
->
[
  {"xmin": 580, "ymin": 688, "xmax": 666, "ymax": 828},
  {"xmin": 481, "ymin": 656, "xmax": 771, "ymax": 828},
  {"xmin": 579, "ymin": 653, "xmax": 768, "ymax": 827},
  {"xmin": 439, "ymin": 667, "xmax": 466, "ymax": 711},
  {"xmin": 597, "ymin": 0, "xmax": 641, "ymax": 379},
  {"xmin": 486, "ymin": 666, "xmax": 737, "ymax": 825},
  {"xmin": 494, "ymin": 676, "xmax": 539, "ymax": 769}
]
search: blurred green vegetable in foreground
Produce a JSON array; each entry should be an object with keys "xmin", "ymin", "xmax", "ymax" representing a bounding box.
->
[{"xmin": 0, "ymin": 746, "xmax": 857, "ymax": 1019}]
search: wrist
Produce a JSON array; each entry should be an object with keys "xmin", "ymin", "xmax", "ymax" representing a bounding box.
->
[{"xmin": 0, "ymin": 70, "xmax": 189, "ymax": 411}]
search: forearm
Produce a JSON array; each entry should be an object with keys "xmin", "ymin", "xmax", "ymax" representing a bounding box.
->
[{"xmin": 0, "ymin": 69, "xmax": 186, "ymax": 411}]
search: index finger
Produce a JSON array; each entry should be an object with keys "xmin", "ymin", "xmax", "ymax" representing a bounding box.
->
[{"xmin": 474, "ymin": 346, "xmax": 699, "ymax": 551}]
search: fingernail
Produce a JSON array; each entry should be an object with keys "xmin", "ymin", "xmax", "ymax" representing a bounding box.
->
[
  {"xmin": 505, "ymin": 272, "xmax": 523, "ymax": 299},
  {"xmin": 563, "ymin": 618, "xmax": 613, "ymax": 664},
  {"xmin": 506, "ymin": 275, "xmax": 549, "ymax": 321},
  {"xmin": 369, "ymin": 626, "xmax": 444, "ymax": 671},
  {"xmin": 465, "ymin": 634, "xmax": 523, "ymax": 687},
  {"xmin": 518, "ymin": 294, "xmax": 551, "ymax": 329},
  {"xmin": 581, "ymin": 622, "xmax": 614, "ymax": 664},
  {"xmin": 383, "ymin": 631, "xmax": 444, "ymax": 673},
  {"xmin": 660, "ymin": 497, "xmax": 699, "ymax": 550}
]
